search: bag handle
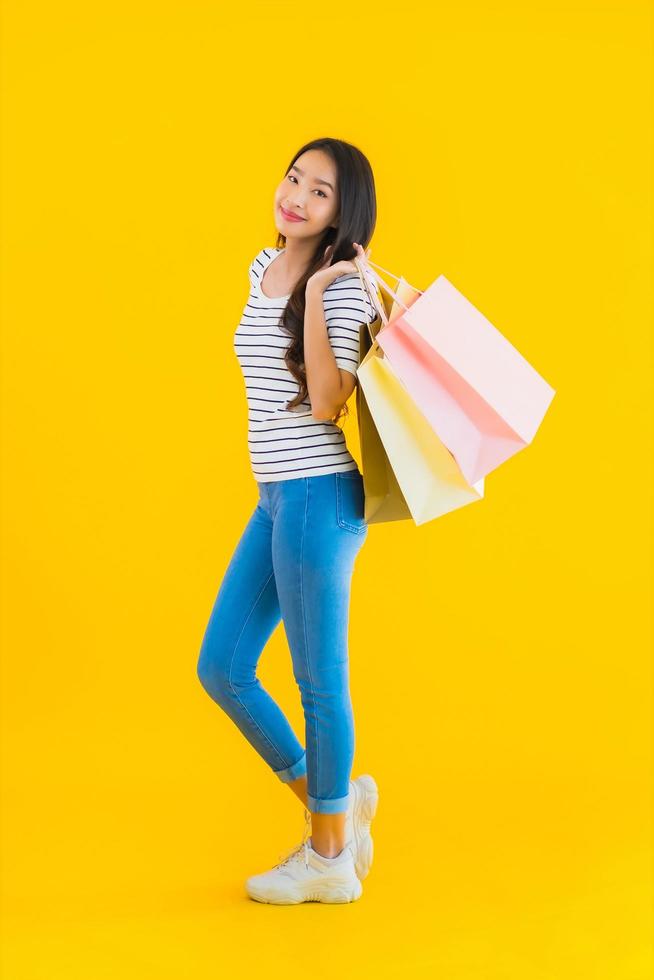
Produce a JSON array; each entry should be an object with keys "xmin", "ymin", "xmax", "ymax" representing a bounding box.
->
[
  {"xmin": 366, "ymin": 257, "xmax": 421, "ymax": 295},
  {"xmin": 353, "ymin": 252, "xmax": 422, "ymax": 345},
  {"xmin": 354, "ymin": 260, "xmax": 389, "ymax": 340}
]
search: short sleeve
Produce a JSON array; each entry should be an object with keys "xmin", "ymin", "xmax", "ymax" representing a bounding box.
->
[
  {"xmin": 322, "ymin": 274, "xmax": 378, "ymax": 377},
  {"xmin": 248, "ymin": 247, "xmax": 275, "ymax": 288}
]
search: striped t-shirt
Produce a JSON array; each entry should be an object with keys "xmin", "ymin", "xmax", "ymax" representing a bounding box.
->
[{"xmin": 233, "ymin": 246, "xmax": 377, "ymax": 483}]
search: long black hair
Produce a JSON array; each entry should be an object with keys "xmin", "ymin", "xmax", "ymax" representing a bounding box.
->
[{"xmin": 277, "ymin": 137, "xmax": 377, "ymax": 424}]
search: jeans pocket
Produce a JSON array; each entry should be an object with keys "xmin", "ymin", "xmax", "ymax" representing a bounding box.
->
[{"xmin": 336, "ymin": 471, "xmax": 367, "ymax": 534}]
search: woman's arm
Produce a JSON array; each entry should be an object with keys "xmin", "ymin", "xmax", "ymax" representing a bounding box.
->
[
  {"xmin": 303, "ymin": 242, "xmax": 368, "ymax": 419},
  {"xmin": 304, "ymin": 280, "xmax": 358, "ymax": 419}
]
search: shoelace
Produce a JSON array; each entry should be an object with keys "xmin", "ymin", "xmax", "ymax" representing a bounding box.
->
[{"xmin": 274, "ymin": 807, "xmax": 312, "ymax": 872}]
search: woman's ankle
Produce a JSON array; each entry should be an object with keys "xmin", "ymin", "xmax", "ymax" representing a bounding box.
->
[{"xmin": 310, "ymin": 838, "xmax": 345, "ymax": 859}]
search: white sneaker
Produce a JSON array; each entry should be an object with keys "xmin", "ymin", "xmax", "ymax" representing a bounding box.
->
[
  {"xmin": 245, "ymin": 809, "xmax": 363, "ymax": 905},
  {"xmin": 344, "ymin": 774, "xmax": 379, "ymax": 880}
]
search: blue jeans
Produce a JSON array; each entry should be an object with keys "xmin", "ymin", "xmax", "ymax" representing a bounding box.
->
[{"xmin": 197, "ymin": 468, "xmax": 368, "ymax": 814}]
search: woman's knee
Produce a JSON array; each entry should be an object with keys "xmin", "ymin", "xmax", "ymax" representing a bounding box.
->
[
  {"xmin": 196, "ymin": 643, "xmax": 232, "ymax": 702},
  {"xmin": 196, "ymin": 640, "xmax": 257, "ymax": 703}
]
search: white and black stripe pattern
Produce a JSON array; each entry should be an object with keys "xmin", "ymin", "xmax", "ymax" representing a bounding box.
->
[{"xmin": 233, "ymin": 246, "xmax": 377, "ymax": 483}]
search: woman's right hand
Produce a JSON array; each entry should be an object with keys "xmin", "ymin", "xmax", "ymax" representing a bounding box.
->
[{"xmin": 308, "ymin": 243, "xmax": 369, "ymax": 294}]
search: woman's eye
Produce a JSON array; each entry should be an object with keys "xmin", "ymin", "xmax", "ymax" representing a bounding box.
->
[{"xmin": 287, "ymin": 175, "xmax": 327, "ymax": 198}]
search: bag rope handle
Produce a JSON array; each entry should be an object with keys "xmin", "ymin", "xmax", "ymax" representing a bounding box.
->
[{"xmin": 353, "ymin": 252, "xmax": 422, "ymax": 347}]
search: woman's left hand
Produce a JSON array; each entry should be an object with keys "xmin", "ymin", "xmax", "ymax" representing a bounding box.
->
[{"xmin": 307, "ymin": 242, "xmax": 369, "ymax": 293}]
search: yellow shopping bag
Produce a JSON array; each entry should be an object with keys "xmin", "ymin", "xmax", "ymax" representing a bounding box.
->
[
  {"xmin": 356, "ymin": 319, "xmax": 411, "ymax": 524},
  {"xmin": 355, "ymin": 279, "xmax": 415, "ymax": 524}
]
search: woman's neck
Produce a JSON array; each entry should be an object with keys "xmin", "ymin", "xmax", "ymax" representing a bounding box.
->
[{"xmin": 280, "ymin": 239, "xmax": 320, "ymax": 280}]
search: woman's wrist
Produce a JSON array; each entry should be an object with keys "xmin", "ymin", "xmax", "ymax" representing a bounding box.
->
[{"xmin": 306, "ymin": 271, "xmax": 330, "ymax": 297}]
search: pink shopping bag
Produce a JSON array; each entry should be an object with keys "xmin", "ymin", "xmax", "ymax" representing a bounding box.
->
[{"xmin": 354, "ymin": 255, "xmax": 556, "ymax": 486}]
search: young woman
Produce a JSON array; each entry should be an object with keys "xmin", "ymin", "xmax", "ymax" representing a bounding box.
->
[{"xmin": 197, "ymin": 137, "xmax": 380, "ymax": 904}]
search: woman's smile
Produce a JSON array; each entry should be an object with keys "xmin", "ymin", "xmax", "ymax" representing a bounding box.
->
[{"xmin": 279, "ymin": 205, "xmax": 307, "ymax": 223}]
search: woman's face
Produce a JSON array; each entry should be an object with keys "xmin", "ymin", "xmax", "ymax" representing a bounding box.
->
[{"xmin": 273, "ymin": 149, "xmax": 340, "ymax": 241}]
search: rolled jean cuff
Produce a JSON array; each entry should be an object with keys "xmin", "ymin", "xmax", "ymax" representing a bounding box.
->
[
  {"xmin": 273, "ymin": 751, "xmax": 307, "ymax": 783},
  {"xmin": 307, "ymin": 792, "xmax": 350, "ymax": 814}
]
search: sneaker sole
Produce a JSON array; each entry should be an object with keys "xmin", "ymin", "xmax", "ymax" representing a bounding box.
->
[
  {"xmin": 351, "ymin": 774, "xmax": 378, "ymax": 880},
  {"xmin": 247, "ymin": 876, "xmax": 363, "ymax": 904}
]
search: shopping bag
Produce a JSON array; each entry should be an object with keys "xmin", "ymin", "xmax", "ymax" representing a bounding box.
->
[
  {"xmin": 353, "ymin": 264, "xmax": 485, "ymax": 526},
  {"xmin": 355, "ymin": 287, "xmax": 412, "ymax": 524},
  {"xmin": 355, "ymin": 255, "xmax": 557, "ymax": 486}
]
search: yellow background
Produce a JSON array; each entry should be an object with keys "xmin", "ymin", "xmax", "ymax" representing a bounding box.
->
[{"xmin": 1, "ymin": 1, "xmax": 651, "ymax": 976}]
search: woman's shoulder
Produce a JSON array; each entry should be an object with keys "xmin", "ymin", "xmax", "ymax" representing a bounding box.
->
[
  {"xmin": 323, "ymin": 273, "xmax": 378, "ymax": 324},
  {"xmin": 248, "ymin": 246, "xmax": 283, "ymax": 285}
]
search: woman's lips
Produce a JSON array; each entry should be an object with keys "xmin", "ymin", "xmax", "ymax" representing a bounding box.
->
[{"xmin": 280, "ymin": 206, "xmax": 306, "ymax": 222}]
